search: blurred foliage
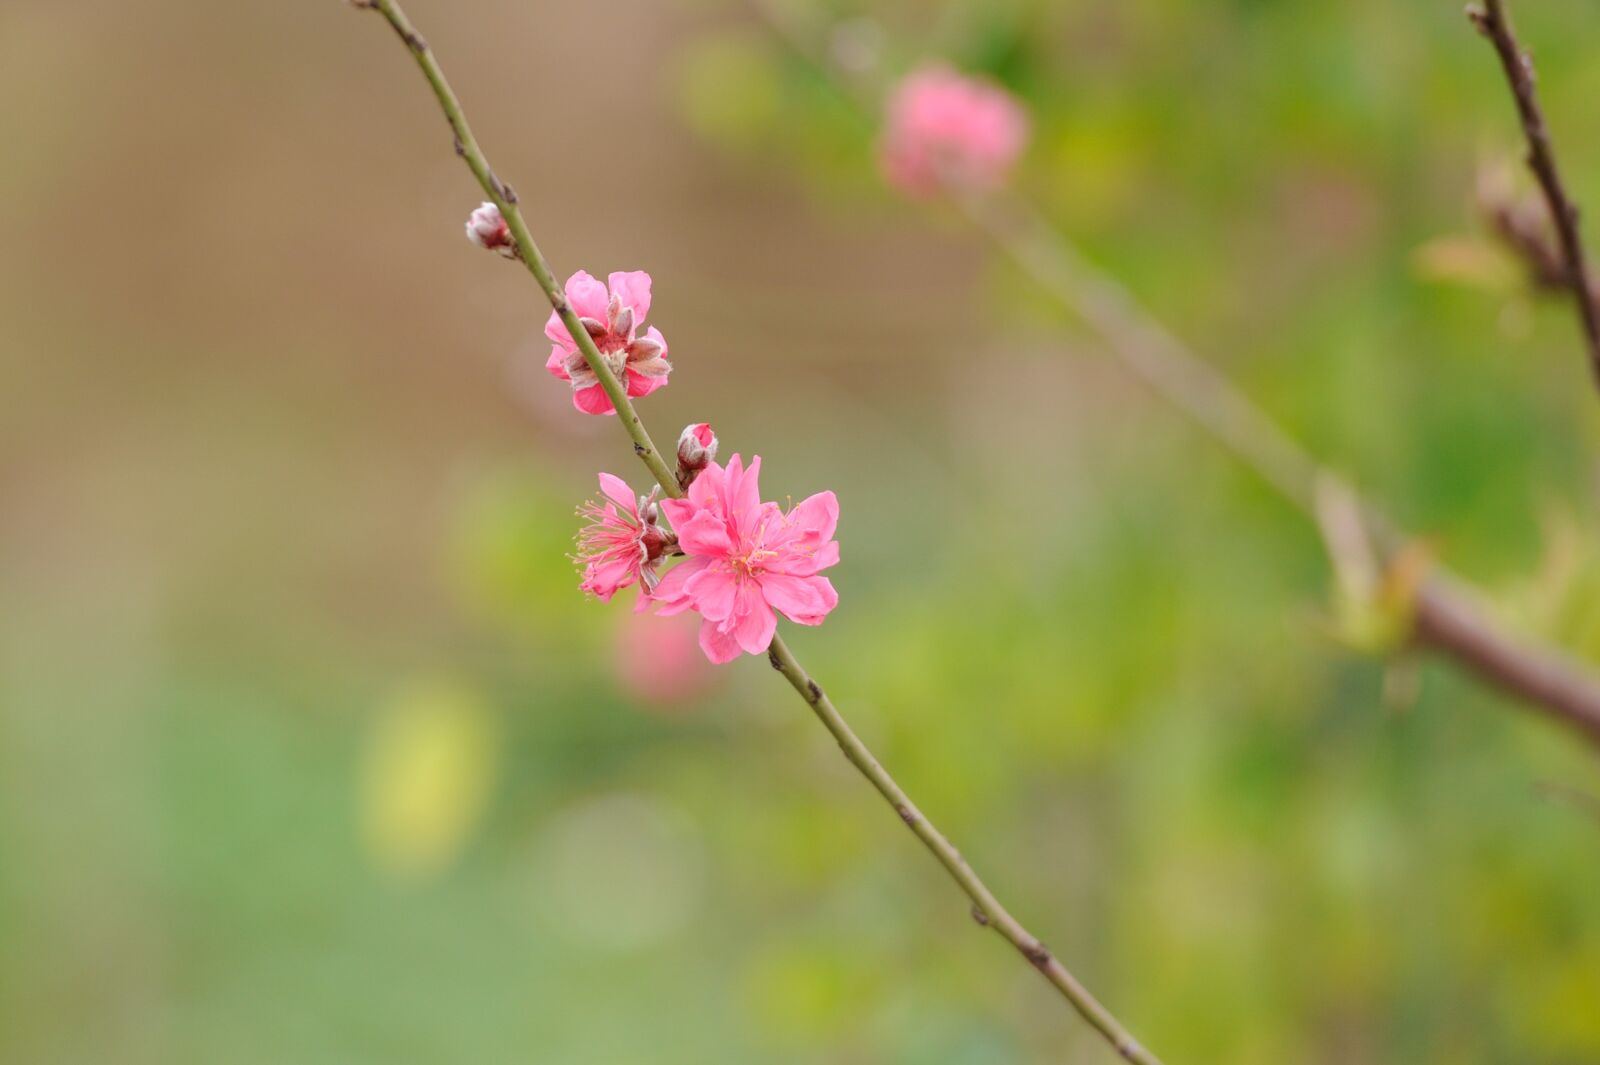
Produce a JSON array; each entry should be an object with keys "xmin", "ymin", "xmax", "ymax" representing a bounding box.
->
[{"xmin": 4, "ymin": 0, "xmax": 1600, "ymax": 1063}]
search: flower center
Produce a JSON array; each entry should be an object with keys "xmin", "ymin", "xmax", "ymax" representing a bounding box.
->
[{"xmin": 729, "ymin": 546, "xmax": 777, "ymax": 579}]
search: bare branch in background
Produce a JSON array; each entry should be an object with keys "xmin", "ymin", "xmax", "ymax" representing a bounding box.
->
[{"xmin": 1469, "ymin": 0, "xmax": 1600, "ymax": 390}]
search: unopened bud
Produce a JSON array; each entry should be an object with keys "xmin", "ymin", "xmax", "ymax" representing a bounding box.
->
[
  {"xmin": 676, "ymin": 422, "xmax": 718, "ymax": 488},
  {"xmin": 464, "ymin": 202, "xmax": 516, "ymax": 257}
]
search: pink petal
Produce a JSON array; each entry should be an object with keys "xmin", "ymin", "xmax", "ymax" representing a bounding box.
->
[
  {"xmin": 675, "ymin": 512, "xmax": 734, "ymax": 557},
  {"xmin": 731, "ymin": 455, "xmax": 762, "ymax": 521},
  {"xmin": 607, "ymin": 270, "xmax": 652, "ymax": 324},
  {"xmin": 766, "ymin": 537, "xmax": 840, "ymax": 578},
  {"xmin": 544, "ymin": 309, "xmax": 578, "ymax": 350},
  {"xmin": 719, "ymin": 455, "xmax": 762, "ymax": 531},
  {"xmin": 807, "ymin": 540, "xmax": 841, "ymax": 571},
  {"xmin": 573, "ymin": 383, "xmax": 616, "ymax": 416},
  {"xmin": 698, "ymin": 618, "xmax": 743, "ymax": 664},
  {"xmin": 659, "ymin": 496, "xmax": 697, "ymax": 530},
  {"xmin": 625, "ymin": 368, "xmax": 670, "ymax": 399},
  {"xmin": 731, "ymin": 582, "xmax": 777, "ymax": 654},
  {"xmin": 764, "ymin": 574, "xmax": 837, "ymax": 625},
  {"xmin": 651, "ymin": 557, "xmax": 709, "ymax": 614},
  {"xmin": 682, "ymin": 460, "xmax": 725, "ymax": 513},
  {"xmin": 597, "ymin": 473, "xmax": 637, "ymax": 515},
  {"xmin": 546, "ymin": 345, "xmax": 572, "ymax": 379},
  {"xmin": 759, "ymin": 573, "xmax": 826, "ymax": 620},
  {"xmin": 684, "ymin": 566, "xmax": 739, "ymax": 622},
  {"xmin": 565, "ymin": 270, "xmax": 610, "ymax": 321},
  {"xmin": 642, "ymin": 325, "xmax": 668, "ymax": 358},
  {"xmin": 582, "ymin": 556, "xmax": 635, "ymax": 601},
  {"xmin": 788, "ymin": 491, "xmax": 839, "ymax": 541}
]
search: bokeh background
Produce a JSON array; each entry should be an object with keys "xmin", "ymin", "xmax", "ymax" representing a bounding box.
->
[{"xmin": 4, "ymin": 1, "xmax": 1600, "ymax": 1062}]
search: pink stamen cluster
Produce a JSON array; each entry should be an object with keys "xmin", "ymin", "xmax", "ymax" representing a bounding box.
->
[{"xmin": 879, "ymin": 64, "xmax": 1030, "ymax": 198}]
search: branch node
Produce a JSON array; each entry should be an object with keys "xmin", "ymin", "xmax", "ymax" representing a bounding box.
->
[
  {"xmin": 895, "ymin": 803, "xmax": 919, "ymax": 827},
  {"xmin": 970, "ymin": 905, "xmax": 990, "ymax": 927},
  {"xmin": 767, "ymin": 646, "xmax": 783, "ymax": 671},
  {"xmin": 1022, "ymin": 940, "xmax": 1052, "ymax": 969},
  {"xmin": 632, "ymin": 442, "xmax": 647, "ymax": 457},
  {"xmin": 806, "ymin": 680, "xmax": 823, "ymax": 704},
  {"xmin": 502, "ymin": 182, "xmax": 519, "ymax": 205}
]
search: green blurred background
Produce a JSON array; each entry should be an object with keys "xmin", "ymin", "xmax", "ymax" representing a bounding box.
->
[{"xmin": 4, "ymin": 1, "xmax": 1600, "ymax": 1062}]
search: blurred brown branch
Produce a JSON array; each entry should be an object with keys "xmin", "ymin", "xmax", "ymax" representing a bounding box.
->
[
  {"xmin": 1469, "ymin": 0, "xmax": 1600, "ymax": 390},
  {"xmin": 754, "ymin": 0, "xmax": 1600, "ymax": 751}
]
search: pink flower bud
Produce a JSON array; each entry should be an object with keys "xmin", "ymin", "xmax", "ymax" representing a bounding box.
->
[
  {"xmin": 464, "ymin": 202, "xmax": 515, "ymax": 257},
  {"xmin": 676, "ymin": 422, "xmax": 718, "ymax": 488}
]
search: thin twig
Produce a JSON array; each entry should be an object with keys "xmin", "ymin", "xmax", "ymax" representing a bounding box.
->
[
  {"xmin": 752, "ymin": 1, "xmax": 1600, "ymax": 750},
  {"xmin": 353, "ymin": 2, "xmax": 1162, "ymax": 1061},
  {"xmin": 1469, "ymin": 0, "xmax": 1600, "ymax": 390}
]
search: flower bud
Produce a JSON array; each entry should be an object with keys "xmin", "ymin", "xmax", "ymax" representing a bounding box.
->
[
  {"xmin": 464, "ymin": 202, "xmax": 515, "ymax": 257},
  {"xmin": 676, "ymin": 423, "xmax": 718, "ymax": 489}
]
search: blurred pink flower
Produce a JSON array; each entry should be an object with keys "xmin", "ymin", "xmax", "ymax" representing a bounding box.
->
[
  {"xmin": 575, "ymin": 472, "xmax": 674, "ymax": 603},
  {"xmin": 613, "ymin": 611, "xmax": 719, "ymax": 710},
  {"xmin": 464, "ymin": 201, "xmax": 515, "ymax": 256},
  {"xmin": 654, "ymin": 455, "xmax": 840, "ymax": 664},
  {"xmin": 879, "ymin": 65, "xmax": 1029, "ymax": 198},
  {"xmin": 545, "ymin": 270, "xmax": 671, "ymax": 416}
]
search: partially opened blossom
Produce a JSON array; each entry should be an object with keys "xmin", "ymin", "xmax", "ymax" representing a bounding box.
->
[
  {"xmin": 879, "ymin": 64, "xmax": 1029, "ymax": 198},
  {"xmin": 653, "ymin": 455, "xmax": 840, "ymax": 664},
  {"xmin": 575, "ymin": 472, "xmax": 675, "ymax": 604},
  {"xmin": 545, "ymin": 270, "xmax": 671, "ymax": 415}
]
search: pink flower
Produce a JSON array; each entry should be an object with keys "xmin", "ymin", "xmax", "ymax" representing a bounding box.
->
[
  {"xmin": 464, "ymin": 201, "xmax": 515, "ymax": 256},
  {"xmin": 879, "ymin": 65, "xmax": 1029, "ymax": 198},
  {"xmin": 653, "ymin": 455, "xmax": 840, "ymax": 664},
  {"xmin": 545, "ymin": 270, "xmax": 671, "ymax": 416},
  {"xmin": 575, "ymin": 472, "xmax": 675, "ymax": 604}
]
